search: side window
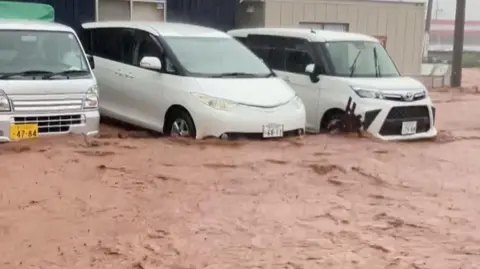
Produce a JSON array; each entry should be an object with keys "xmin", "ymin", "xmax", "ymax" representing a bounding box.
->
[
  {"xmin": 91, "ymin": 28, "xmax": 122, "ymax": 62},
  {"xmin": 284, "ymin": 38, "xmax": 315, "ymax": 74},
  {"xmin": 247, "ymin": 34, "xmax": 287, "ymax": 71},
  {"xmin": 133, "ymin": 30, "xmax": 176, "ymax": 74},
  {"xmin": 79, "ymin": 29, "xmax": 92, "ymax": 54},
  {"xmin": 118, "ymin": 28, "xmax": 135, "ymax": 65},
  {"xmin": 235, "ymin": 37, "xmax": 247, "ymax": 44},
  {"xmin": 89, "ymin": 27, "xmax": 134, "ymax": 64}
]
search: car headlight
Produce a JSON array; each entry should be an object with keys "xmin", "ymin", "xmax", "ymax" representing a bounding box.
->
[
  {"xmin": 83, "ymin": 85, "xmax": 99, "ymax": 109},
  {"xmin": 351, "ymin": 86, "xmax": 384, "ymax": 99},
  {"xmin": 191, "ymin": 93, "xmax": 236, "ymax": 110},
  {"xmin": 0, "ymin": 90, "xmax": 11, "ymax": 112}
]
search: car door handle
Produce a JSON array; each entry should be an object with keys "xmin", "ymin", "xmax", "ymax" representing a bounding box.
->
[
  {"xmin": 114, "ymin": 70, "xmax": 124, "ymax": 76},
  {"xmin": 124, "ymin": 73, "xmax": 134, "ymax": 79},
  {"xmin": 282, "ymin": 76, "xmax": 291, "ymax": 82}
]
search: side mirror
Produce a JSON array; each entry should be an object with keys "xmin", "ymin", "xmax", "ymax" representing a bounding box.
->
[
  {"xmin": 140, "ymin": 56, "xmax": 162, "ymax": 71},
  {"xmin": 305, "ymin": 63, "xmax": 320, "ymax": 83},
  {"xmin": 305, "ymin": 63, "xmax": 315, "ymax": 74},
  {"xmin": 87, "ymin": 54, "xmax": 95, "ymax": 69}
]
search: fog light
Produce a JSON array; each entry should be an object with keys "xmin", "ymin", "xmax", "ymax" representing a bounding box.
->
[{"xmin": 220, "ymin": 133, "xmax": 229, "ymax": 140}]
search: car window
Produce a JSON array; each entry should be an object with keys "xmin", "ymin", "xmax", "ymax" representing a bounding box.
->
[
  {"xmin": 235, "ymin": 37, "xmax": 246, "ymax": 44},
  {"xmin": 0, "ymin": 30, "xmax": 89, "ymax": 75},
  {"xmin": 163, "ymin": 36, "xmax": 271, "ymax": 76},
  {"xmin": 285, "ymin": 42, "xmax": 315, "ymax": 74},
  {"xmin": 91, "ymin": 28, "xmax": 122, "ymax": 61},
  {"xmin": 136, "ymin": 35, "xmax": 162, "ymax": 64},
  {"xmin": 88, "ymin": 27, "xmax": 136, "ymax": 65},
  {"xmin": 133, "ymin": 30, "xmax": 176, "ymax": 74},
  {"xmin": 247, "ymin": 35, "xmax": 287, "ymax": 71},
  {"xmin": 79, "ymin": 29, "xmax": 92, "ymax": 55}
]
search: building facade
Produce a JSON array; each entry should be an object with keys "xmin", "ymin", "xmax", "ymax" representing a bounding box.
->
[{"xmin": 237, "ymin": 0, "xmax": 425, "ymax": 75}]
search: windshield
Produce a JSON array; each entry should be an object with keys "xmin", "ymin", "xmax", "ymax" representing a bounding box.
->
[
  {"xmin": 0, "ymin": 30, "xmax": 90, "ymax": 79},
  {"xmin": 163, "ymin": 36, "xmax": 272, "ymax": 77},
  {"xmin": 323, "ymin": 41, "xmax": 400, "ymax": 77}
]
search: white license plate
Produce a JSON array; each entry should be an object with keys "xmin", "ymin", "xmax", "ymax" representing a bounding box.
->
[
  {"xmin": 401, "ymin": 121, "xmax": 417, "ymax": 135},
  {"xmin": 262, "ymin": 124, "xmax": 284, "ymax": 138}
]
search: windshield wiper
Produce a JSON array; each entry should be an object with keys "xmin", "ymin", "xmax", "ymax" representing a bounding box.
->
[
  {"xmin": 0, "ymin": 70, "xmax": 53, "ymax": 79},
  {"xmin": 349, "ymin": 50, "xmax": 362, "ymax": 77},
  {"xmin": 210, "ymin": 72, "xmax": 267, "ymax": 78},
  {"xmin": 373, "ymin": 47, "xmax": 381, "ymax": 77},
  {"xmin": 42, "ymin": 69, "xmax": 90, "ymax": 79}
]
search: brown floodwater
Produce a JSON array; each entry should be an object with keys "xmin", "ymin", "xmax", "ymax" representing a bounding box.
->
[{"xmin": 1, "ymin": 70, "xmax": 480, "ymax": 269}]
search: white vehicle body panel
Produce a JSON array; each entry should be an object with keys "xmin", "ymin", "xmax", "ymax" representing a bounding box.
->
[{"xmin": 228, "ymin": 28, "xmax": 437, "ymax": 141}]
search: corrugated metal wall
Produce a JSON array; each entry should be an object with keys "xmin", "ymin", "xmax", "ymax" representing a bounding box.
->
[
  {"xmin": 264, "ymin": 0, "xmax": 425, "ymax": 75},
  {"xmin": 167, "ymin": 0, "xmax": 238, "ymax": 31},
  {"xmin": 2, "ymin": 0, "xmax": 95, "ymax": 32}
]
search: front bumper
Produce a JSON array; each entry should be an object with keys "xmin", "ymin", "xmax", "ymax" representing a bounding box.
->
[
  {"xmin": 356, "ymin": 98, "xmax": 437, "ymax": 141},
  {"xmin": 0, "ymin": 110, "xmax": 100, "ymax": 142},
  {"xmin": 192, "ymin": 102, "xmax": 306, "ymax": 139}
]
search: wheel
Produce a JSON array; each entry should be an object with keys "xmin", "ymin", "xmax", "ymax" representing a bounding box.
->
[
  {"xmin": 322, "ymin": 112, "xmax": 347, "ymax": 134},
  {"xmin": 166, "ymin": 109, "xmax": 196, "ymax": 138}
]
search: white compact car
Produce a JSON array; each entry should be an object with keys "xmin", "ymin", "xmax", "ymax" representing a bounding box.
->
[
  {"xmin": 80, "ymin": 21, "xmax": 305, "ymax": 139},
  {"xmin": 228, "ymin": 28, "xmax": 437, "ymax": 141}
]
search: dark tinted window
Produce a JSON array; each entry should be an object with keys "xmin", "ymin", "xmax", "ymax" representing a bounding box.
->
[
  {"xmin": 133, "ymin": 30, "xmax": 177, "ymax": 74},
  {"xmin": 91, "ymin": 28, "xmax": 121, "ymax": 61},
  {"xmin": 135, "ymin": 33, "xmax": 163, "ymax": 65},
  {"xmin": 285, "ymin": 40, "xmax": 315, "ymax": 74},
  {"xmin": 89, "ymin": 27, "xmax": 134, "ymax": 64},
  {"xmin": 119, "ymin": 28, "xmax": 135, "ymax": 65},
  {"xmin": 247, "ymin": 35, "xmax": 287, "ymax": 71},
  {"xmin": 235, "ymin": 37, "xmax": 247, "ymax": 44},
  {"xmin": 79, "ymin": 29, "xmax": 92, "ymax": 54}
]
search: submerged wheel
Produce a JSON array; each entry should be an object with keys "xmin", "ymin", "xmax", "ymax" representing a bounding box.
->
[
  {"xmin": 321, "ymin": 111, "xmax": 347, "ymax": 134},
  {"xmin": 166, "ymin": 109, "xmax": 196, "ymax": 138}
]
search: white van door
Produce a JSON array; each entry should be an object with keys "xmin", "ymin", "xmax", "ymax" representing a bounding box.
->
[
  {"xmin": 87, "ymin": 27, "xmax": 133, "ymax": 118},
  {"xmin": 116, "ymin": 30, "xmax": 171, "ymax": 131}
]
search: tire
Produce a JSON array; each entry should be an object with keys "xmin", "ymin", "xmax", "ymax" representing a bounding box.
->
[
  {"xmin": 166, "ymin": 109, "xmax": 197, "ymax": 138},
  {"xmin": 322, "ymin": 112, "xmax": 347, "ymax": 134}
]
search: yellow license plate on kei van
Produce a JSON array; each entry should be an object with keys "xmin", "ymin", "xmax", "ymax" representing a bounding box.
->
[{"xmin": 9, "ymin": 123, "xmax": 39, "ymax": 140}]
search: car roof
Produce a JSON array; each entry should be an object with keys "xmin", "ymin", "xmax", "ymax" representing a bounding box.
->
[
  {"xmin": 0, "ymin": 19, "xmax": 74, "ymax": 32},
  {"xmin": 228, "ymin": 28, "xmax": 379, "ymax": 43},
  {"xmin": 82, "ymin": 21, "xmax": 231, "ymax": 38}
]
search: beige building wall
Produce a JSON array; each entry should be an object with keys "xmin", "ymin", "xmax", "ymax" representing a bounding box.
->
[
  {"xmin": 264, "ymin": 0, "xmax": 425, "ymax": 75},
  {"xmin": 98, "ymin": 0, "xmax": 165, "ymax": 22}
]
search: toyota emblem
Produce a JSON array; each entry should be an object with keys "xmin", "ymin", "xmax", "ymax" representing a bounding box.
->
[{"xmin": 404, "ymin": 92, "xmax": 414, "ymax": 101}]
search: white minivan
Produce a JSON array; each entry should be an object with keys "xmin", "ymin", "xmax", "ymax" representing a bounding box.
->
[
  {"xmin": 228, "ymin": 28, "xmax": 437, "ymax": 141},
  {"xmin": 80, "ymin": 21, "xmax": 306, "ymax": 139},
  {"xmin": 0, "ymin": 20, "xmax": 99, "ymax": 142}
]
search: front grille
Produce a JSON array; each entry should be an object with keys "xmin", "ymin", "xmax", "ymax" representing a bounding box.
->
[
  {"xmin": 383, "ymin": 94, "xmax": 426, "ymax": 102},
  {"xmin": 379, "ymin": 106, "xmax": 431, "ymax": 136},
  {"xmin": 14, "ymin": 114, "xmax": 82, "ymax": 134},
  {"xmin": 386, "ymin": 106, "xmax": 430, "ymax": 119},
  {"xmin": 12, "ymin": 99, "xmax": 83, "ymax": 112}
]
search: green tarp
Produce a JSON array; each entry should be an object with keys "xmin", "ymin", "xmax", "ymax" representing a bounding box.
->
[{"xmin": 0, "ymin": 1, "xmax": 54, "ymax": 21}]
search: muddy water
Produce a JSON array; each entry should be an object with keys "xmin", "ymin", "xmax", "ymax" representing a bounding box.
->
[{"xmin": 1, "ymin": 73, "xmax": 480, "ymax": 269}]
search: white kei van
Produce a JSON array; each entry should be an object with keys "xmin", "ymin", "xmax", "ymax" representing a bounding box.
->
[
  {"xmin": 0, "ymin": 20, "xmax": 99, "ymax": 142},
  {"xmin": 80, "ymin": 22, "xmax": 305, "ymax": 139},
  {"xmin": 228, "ymin": 28, "xmax": 437, "ymax": 141}
]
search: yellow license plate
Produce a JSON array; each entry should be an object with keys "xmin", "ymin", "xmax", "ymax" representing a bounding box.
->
[{"xmin": 9, "ymin": 123, "xmax": 39, "ymax": 140}]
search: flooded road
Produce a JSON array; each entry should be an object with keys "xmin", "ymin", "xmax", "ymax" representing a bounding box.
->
[{"xmin": 1, "ymin": 78, "xmax": 480, "ymax": 268}]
